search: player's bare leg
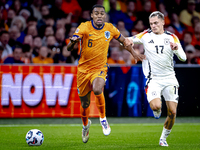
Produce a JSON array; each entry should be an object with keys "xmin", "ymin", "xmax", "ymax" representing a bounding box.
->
[
  {"xmin": 80, "ymin": 92, "xmax": 92, "ymax": 143},
  {"xmin": 164, "ymin": 101, "xmax": 177, "ymax": 129},
  {"xmin": 159, "ymin": 101, "xmax": 177, "ymax": 146},
  {"xmin": 93, "ymin": 77, "xmax": 111, "ymax": 136},
  {"xmin": 149, "ymin": 98, "xmax": 162, "ymax": 119}
]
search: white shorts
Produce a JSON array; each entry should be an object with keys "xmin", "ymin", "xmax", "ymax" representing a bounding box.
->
[{"xmin": 145, "ymin": 76, "xmax": 179, "ymax": 103}]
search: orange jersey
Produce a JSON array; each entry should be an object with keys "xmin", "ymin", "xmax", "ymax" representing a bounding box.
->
[
  {"xmin": 32, "ymin": 57, "xmax": 53, "ymax": 64},
  {"xmin": 73, "ymin": 20, "xmax": 121, "ymax": 73}
]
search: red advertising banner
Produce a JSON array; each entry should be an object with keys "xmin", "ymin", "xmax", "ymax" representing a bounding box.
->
[{"xmin": 0, "ymin": 65, "xmax": 99, "ymax": 118}]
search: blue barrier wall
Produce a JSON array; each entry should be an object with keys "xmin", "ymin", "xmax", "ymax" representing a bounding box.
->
[
  {"xmin": 104, "ymin": 66, "xmax": 153, "ymax": 117},
  {"xmin": 104, "ymin": 65, "xmax": 200, "ymax": 117}
]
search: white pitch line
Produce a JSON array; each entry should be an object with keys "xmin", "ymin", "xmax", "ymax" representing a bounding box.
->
[{"xmin": 0, "ymin": 123, "xmax": 199, "ymax": 127}]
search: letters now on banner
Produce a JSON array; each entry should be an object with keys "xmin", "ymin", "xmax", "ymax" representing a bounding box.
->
[{"xmin": 0, "ymin": 65, "xmax": 99, "ymax": 118}]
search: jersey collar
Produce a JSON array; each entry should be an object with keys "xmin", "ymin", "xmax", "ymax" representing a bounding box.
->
[{"xmin": 91, "ymin": 20, "xmax": 105, "ymax": 30}]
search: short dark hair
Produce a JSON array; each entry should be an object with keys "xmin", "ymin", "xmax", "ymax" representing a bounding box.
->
[
  {"xmin": 0, "ymin": 30, "xmax": 9, "ymax": 36},
  {"xmin": 22, "ymin": 44, "xmax": 31, "ymax": 53},
  {"xmin": 91, "ymin": 4, "xmax": 105, "ymax": 13},
  {"xmin": 43, "ymin": 14, "xmax": 54, "ymax": 20},
  {"xmin": 149, "ymin": 11, "xmax": 164, "ymax": 20},
  {"xmin": 195, "ymin": 45, "xmax": 200, "ymax": 50},
  {"xmin": 33, "ymin": 36, "xmax": 41, "ymax": 40},
  {"xmin": 13, "ymin": 44, "xmax": 23, "ymax": 51},
  {"xmin": 27, "ymin": 16, "xmax": 37, "ymax": 23}
]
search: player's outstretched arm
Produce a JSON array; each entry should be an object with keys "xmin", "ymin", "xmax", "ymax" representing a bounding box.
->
[
  {"xmin": 118, "ymin": 35, "xmax": 146, "ymax": 63},
  {"xmin": 126, "ymin": 45, "xmax": 146, "ymax": 63},
  {"xmin": 67, "ymin": 36, "xmax": 81, "ymax": 51}
]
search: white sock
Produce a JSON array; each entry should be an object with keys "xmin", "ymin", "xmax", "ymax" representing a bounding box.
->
[
  {"xmin": 160, "ymin": 127, "xmax": 171, "ymax": 140},
  {"xmin": 100, "ymin": 117, "xmax": 107, "ymax": 121}
]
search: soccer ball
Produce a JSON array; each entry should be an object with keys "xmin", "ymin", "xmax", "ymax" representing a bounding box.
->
[{"xmin": 25, "ymin": 129, "xmax": 44, "ymax": 146}]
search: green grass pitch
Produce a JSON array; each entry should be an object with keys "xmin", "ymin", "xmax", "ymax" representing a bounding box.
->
[{"xmin": 0, "ymin": 123, "xmax": 200, "ymax": 150}]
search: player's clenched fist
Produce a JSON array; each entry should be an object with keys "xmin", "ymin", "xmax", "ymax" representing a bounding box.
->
[
  {"xmin": 170, "ymin": 42, "xmax": 178, "ymax": 50},
  {"xmin": 123, "ymin": 38, "xmax": 134, "ymax": 48}
]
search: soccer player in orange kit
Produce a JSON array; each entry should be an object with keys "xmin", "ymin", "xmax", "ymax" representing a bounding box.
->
[{"xmin": 67, "ymin": 4, "xmax": 145, "ymax": 143}]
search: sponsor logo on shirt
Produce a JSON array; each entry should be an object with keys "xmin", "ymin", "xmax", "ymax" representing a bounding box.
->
[
  {"xmin": 148, "ymin": 40, "xmax": 154, "ymax": 43},
  {"xmin": 98, "ymin": 71, "xmax": 105, "ymax": 76}
]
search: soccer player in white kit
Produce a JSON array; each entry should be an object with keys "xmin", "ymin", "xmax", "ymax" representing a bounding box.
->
[{"xmin": 124, "ymin": 11, "xmax": 187, "ymax": 146}]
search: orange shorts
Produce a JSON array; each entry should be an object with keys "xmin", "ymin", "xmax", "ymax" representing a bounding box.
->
[{"xmin": 77, "ymin": 69, "xmax": 108, "ymax": 97}]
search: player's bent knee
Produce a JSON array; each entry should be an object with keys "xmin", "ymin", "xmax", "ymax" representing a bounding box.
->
[
  {"xmin": 168, "ymin": 109, "xmax": 177, "ymax": 119},
  {"xmin": 169, "ymin": 110, "xmax": 176, "ymax": 117},
  {"xmin": 93, "ymin": 88, "xmax": 102, "ymax": 95},
  {"xmin": 149, "ymin": 98, "xmax": 161, "ymax": 111},
  {"xmin": 150, "ymin": 103, "xmax": 161, "ymax": 111}
]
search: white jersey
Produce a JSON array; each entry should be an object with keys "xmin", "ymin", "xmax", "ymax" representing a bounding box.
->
[{"xmin": 129, "ymin": 29, "xmax": 186, "ymax": 78}]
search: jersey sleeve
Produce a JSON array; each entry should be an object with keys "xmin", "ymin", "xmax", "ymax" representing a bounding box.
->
[
  {"xmin": 73, "ymin": 23, "xmax": 86, "ymax": 38},
  {"xmin": 129, "ymin": 30, "xmax": 148, "ymax": 44},
  {"xmin": 171, "ymin": 34, "xmax": 187, "ymax": 62},
  {"xmin": 128, "ymin": 35, "xmax": 142, "ymax": 44},
  {"xmin": 111, "ymin": 24, "xmax": 121, "ymax": 40}
]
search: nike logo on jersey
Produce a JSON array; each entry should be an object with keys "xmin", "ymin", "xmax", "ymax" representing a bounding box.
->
[
  {"xmin": 98, "ymin": 71, "xmax": 105, "ymax": 76},
  {"xmin": 148, "ymin": 40, "xmax": 154, "ymax": 43}
]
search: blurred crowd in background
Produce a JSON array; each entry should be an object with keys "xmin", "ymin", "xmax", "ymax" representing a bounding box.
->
[{"xmin": 0, "ymin": 0, "xmax": 200, "ymax": 65}]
